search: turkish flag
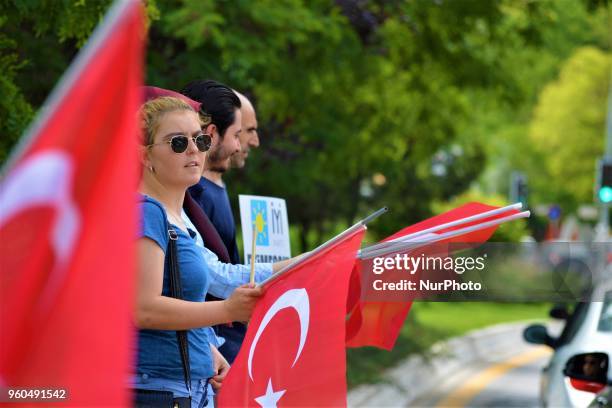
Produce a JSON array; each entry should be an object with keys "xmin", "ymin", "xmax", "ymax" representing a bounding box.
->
[
  {"xmin": 345, "ymin": 202, "xmax": 520, "ymax": 350},
  {"xmin": 0, "ymin": 1, "xmax": 143, "ymax": 406},
  {"xmin": 218, "ymin": 227, "xmax": 366, "ymax": 407}
]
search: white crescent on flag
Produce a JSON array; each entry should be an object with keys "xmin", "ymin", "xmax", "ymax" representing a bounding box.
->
[
  {"xmin": 0, "ymin": 150, "xmax": 80, "ymax": 306},
  {"xmin": 247, "ymin": 288, "xmax": 310, "ymax": 381},
  {"xmin": 0, "ymin": 150, "xmax": 80, "ymax": 263}
]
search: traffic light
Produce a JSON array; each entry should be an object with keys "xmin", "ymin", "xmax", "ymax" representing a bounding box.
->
[
  {"xmin": 598, "ymin": 160, "xmax": 612, "ymax": 203},
  {"xmin": 517, "ymin": 177, "xmax": 528, "ymax": 206},
  {"xmin": 510, "ymin": 172, "xmax": 528, "ymax": 207}
]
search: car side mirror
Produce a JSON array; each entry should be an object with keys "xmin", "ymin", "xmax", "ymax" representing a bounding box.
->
[
  {"xmin": 523, "ymin": 324, "xmax": 556, "ymax": 348},
  {"xmin": 549, "ymin": 304, "xmax": 570, "ymax": 320},
  {"xmin": 563, "ymin": 352, "xmax": 610, "ymax": 394}
]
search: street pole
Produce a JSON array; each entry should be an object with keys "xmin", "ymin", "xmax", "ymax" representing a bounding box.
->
[
  {"xmin": 596, "ymin": 82, "xmax": 612, "ymax": 242},
  {"xmin": 591, "ymin": 78, "xmax": 612, "ymax": 285}
]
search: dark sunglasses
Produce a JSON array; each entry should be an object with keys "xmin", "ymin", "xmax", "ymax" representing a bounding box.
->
[{"xmin": 148, "ymin": 133, "xmax": 211, "ymax": 153}]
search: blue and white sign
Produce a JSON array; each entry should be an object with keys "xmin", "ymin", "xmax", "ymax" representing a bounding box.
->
[
  {"xmin": 250, "ymin": 199, "xmax": 270, "ymax": 246},
  {"xmin": 239, "ymin": 195, "xmax": 291, "ymax": 264}
]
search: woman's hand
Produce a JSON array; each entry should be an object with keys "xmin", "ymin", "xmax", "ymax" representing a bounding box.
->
[
  {"xmin": 223, "ymin": 283, "xmax": 263, "ymax": 322},
  {"xmin": 210, "ymin": 345, "xmax": 230, "ymax": 391}
]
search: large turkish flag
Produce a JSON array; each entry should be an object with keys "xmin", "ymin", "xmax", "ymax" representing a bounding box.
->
[
  {"xmin": 0, "ymin": 1, "xmax": 143, "ymax": 406},
  {"xmin": 218, "ymin": 227, "xmax": 366, "ymax": 407}
]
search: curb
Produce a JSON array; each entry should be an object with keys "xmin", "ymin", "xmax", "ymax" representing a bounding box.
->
[{"xmin": 347, "ymin": 320, "xmax": 555, "ymax": 407}]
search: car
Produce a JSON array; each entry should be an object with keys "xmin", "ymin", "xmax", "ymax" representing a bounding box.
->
[{"xmin": 524, "ymin": 280, "xmax": 612, "ymax": 407}]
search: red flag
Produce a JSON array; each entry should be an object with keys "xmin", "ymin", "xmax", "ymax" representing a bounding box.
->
[
  {"xmin": 218, "ymin": 227, "xmax": 366, "ymax": 407},
  {"xmin": 345, "ymin": 202, "xmax": 521, "ymax": 350},
  {"xmin": 0, "ymin": 1, "xmax": 143, "ymax": 406}
]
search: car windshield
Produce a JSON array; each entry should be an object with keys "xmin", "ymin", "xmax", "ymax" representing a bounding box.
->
[{"xmin": 598, "ymin": 290, "xmax": 612, "ymax": 332}]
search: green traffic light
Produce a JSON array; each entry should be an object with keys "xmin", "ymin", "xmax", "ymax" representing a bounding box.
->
[{"xmin": 599, "ymin": 186, "xmax": 612, "ymax": 203}]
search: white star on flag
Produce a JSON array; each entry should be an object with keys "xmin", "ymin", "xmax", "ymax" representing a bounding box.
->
[{"xmin": 254, "ymin": 378, "xmax": 286, "ymax": 408}]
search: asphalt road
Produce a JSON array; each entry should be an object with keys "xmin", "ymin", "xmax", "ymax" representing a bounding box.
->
[
  {"xmin": 465, "ymin": 354, "xmax": 548, "ymax": 408},
  {"xmin": 411, "ymin": 346, "xmax": 551, "ymax": 408}
]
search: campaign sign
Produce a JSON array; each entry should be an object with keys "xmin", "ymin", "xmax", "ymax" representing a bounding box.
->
[{"xmin": 239, "ymin": 195, "xmax": 291, "ymax": 264}]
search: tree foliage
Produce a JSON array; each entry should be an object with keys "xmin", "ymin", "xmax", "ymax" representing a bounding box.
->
[
  {"xmin": 1, "ymin": 0, "xmax": 609, "ymax": 249},
  {"xmin": 0, "ymin": 0, "xmax": 159, "ymax": 161},
  {"xmin": 471, "ymin": 0, "xmax": 610, "ymax": 213},
  {"xmin": 529, "ymin": 47, "xmax": 611, "ymax": 208}
]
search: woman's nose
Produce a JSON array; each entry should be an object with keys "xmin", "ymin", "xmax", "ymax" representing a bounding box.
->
[{"xmin": 186, "ymin": 136, "xmax": 200, "ymax": 153}]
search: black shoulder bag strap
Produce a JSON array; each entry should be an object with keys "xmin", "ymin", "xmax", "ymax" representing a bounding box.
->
[{"xmin": 166, "ymin": 225, "xmax": 192, "ymax": 399}]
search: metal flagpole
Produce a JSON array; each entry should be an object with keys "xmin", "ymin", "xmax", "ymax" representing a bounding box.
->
[
  {"xmin": 359, "ymin": 203, "xmax": 523, "ymax": 258},
  {"xmin": 359, "ymin": 210, "xmax": 530, "ymax": 259}
]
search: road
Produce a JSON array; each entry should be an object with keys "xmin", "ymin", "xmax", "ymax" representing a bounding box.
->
[{"xmin": 411, "ymin": 346, "xmax": 551, "ymax": 408}]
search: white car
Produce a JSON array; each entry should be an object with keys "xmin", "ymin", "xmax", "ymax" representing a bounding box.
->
[{"xmin": 524, "ymin": 281, "xmax": 612, "ymax": 407}]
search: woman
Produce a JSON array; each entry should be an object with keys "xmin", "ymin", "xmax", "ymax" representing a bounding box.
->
[
  {"xmin": 144, "ymin": 84, "xmax": 297, "ymax": 368},
  {"xmin": 134, "ymin": 96, "xmax": 262, "ymax": 407},
  {"xmin": 141, "ymin": 86, "xmax": 293, "ymax": 296}
]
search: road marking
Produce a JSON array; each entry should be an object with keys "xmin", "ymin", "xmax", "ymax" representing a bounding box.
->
[{"xmin": 434, "ymin": 346, "xmax": 551, "ymax": 407}]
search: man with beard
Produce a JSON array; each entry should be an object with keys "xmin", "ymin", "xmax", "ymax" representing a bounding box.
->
[
  {"xmin": 182, "ymin": 80, "xmax": 260, "ymax": 364},
  {"xmin": 230, "ymin": 91, "xmax": 259, "ymax": 169},
  {"xmin": 182, "ymin": 80, "xmax": 243, "ymax": 266}
]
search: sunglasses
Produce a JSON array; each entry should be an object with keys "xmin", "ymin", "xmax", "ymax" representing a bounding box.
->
[{"xmin": 148, "ymin": 133, "xmax": 212, "ymax": 153}]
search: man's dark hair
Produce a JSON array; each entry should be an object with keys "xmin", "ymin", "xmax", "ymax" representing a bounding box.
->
[{"xmin": 181, "ymin": 79, "xmax": 241, "ymax": 138}]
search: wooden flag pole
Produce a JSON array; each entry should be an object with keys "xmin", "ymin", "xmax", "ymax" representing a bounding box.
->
[{"xmin": 249, "ymin": 224, "xmax": 258, "ymax": 284}]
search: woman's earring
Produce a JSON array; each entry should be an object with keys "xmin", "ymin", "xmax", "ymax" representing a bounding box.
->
[{"xmin": 148, "ymin": 165, "xmax": 154, "ymax": 173}]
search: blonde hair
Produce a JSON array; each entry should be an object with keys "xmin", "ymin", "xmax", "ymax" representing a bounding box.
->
[{"xmin": 140, "ymin": 96, "xmax": 200, "ymax": 145}]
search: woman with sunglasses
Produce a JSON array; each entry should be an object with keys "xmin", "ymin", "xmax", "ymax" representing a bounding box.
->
[
  {"xmin": 134, "ymin": 96, "xmax": 262, "ymax": 408},
  {"xmin": 141, "ymin": 86, "xmax": 291, "ymax": 298}
]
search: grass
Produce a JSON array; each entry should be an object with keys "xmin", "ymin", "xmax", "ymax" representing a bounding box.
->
[
  {"xmin": 413, "ymin": 302, "xmax": 550, "ymax": 337},
  {"xmin": 346, "ymin": 301, "xmax": 550, "ymax": 388}
]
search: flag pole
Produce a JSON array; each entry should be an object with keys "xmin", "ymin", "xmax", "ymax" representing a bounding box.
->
[
  {"xmin": 361, "ymin": 206, "xmax": 388, "ymax": 225},
  {"xmin": 359, "ymin": 210, "xmax": 530, "ymax": 259},
  {"xmin": 249, "ymin": 225, "xmax": 258, "ymax": 284},
  {"xmin": 259, "ymin": 207, "xmax": 387, "ymax": 288},
  {"xmin": 359, "ymin": 203, "xmax": 523, "ymax": 258}
]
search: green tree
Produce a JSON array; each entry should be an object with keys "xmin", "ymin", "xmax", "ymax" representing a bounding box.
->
[
  {"xmin": 1, "ymin": 0, "xmax": 608, "ymax": 249},
  {"xmin": 470, "ymin": 0, "xmax": 610, "ymax": 217},
  {"xmin": 0, "ymin": 15, "xmax": 33, "ymax": 163},
  {"xmin": 529, "ymin": 47, "xmax": 611, "ymax": 208},
  {"xmin": 150, "ymin": 0, "xmax": 580, "ymax": 249},
  {"xmin": 0, "ymin": 0, "xmax": 159, "ymax": 163}
]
